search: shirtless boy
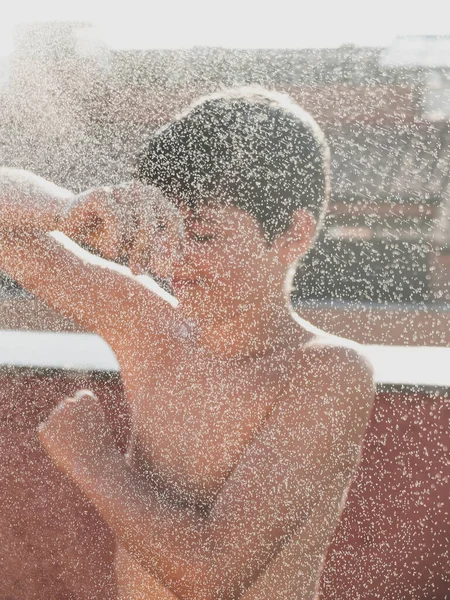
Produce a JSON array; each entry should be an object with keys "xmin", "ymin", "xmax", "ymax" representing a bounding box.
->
[{"xmin": 0, "ymin": 88, "xmax": 375, "ymax": 600}]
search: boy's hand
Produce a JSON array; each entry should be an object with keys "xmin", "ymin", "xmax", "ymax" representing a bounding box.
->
[
  {"xmin": 128, "ymin": 190, "xmax": 185, "ymax": 277},
  {"xmin": 0, "ymin": 167, "xmax": 73, "ymax": 232},
  {"xmin": 63, "ymin": 183, "xmax": 185, "ymax": 272},
  {"xmin": 62, "ymin": 183, "xmax": 143, "ymax": 263},
  {"xmin": 38, "ymin": 390, "xmax": 121, "ymax": 484}
]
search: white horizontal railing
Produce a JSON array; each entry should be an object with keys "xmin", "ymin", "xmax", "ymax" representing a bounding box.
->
[
  {"xmin": 0, "ymin": 329, "xmax": 449, "ymax": 389},
  {"xmin": 0, "ymin": 330, "xmax": 119, "ymax": 372}
]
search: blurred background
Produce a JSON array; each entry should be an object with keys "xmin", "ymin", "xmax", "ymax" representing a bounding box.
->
[{"xmin": 0, "ymin": 1, "xmax": 449, "ymax": 345}]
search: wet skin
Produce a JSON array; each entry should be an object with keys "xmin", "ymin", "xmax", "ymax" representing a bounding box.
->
[{"xmin": 0, "ymin": 172, "xmax": 375, "ymax": 600}]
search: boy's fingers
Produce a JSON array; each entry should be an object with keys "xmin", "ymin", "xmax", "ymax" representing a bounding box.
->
[
  {"xmin": 65, "ymin": 187, "xmax": 133, "ymax": 260},
  {"xmin": 110, "ymin": 186, "xmax": 139, "ymax": 250},
  {"xmin": 38, "ymin": 390, "xmax": 115, "ymax": 475},
  {"xmin": 38, "ymin": 390, "xmax": 99, "ymax": 440},
  {"xmin": 98, "ymin": 192, "xmax": 122, "ymax": 259}
]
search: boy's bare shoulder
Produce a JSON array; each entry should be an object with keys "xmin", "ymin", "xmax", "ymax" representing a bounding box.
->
[
  {"xmin": 292, "ymin": 314, "xmax": 375, "ymax": 402},
  {"xmin": 293, "ymin": 312, "xmax": 372, "ymax": 365}
]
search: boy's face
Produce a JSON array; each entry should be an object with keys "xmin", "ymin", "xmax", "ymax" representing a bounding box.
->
[{"xmin": 131, "ymin": 200, "xmax": 289, "ymax": 322}]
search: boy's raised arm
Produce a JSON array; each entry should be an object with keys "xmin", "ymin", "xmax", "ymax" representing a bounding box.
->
[{"xmin": 0, "ymin": 168, "xmax": 171, "ymax": 340}]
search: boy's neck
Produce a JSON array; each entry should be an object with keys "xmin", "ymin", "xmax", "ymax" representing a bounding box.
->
[{"xmin": 188, "ymin": 296, "xmax": 307, "ymax": 361}]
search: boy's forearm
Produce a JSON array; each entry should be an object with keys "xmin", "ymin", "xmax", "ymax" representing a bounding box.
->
[
  {"xmin": 0, "ymin": 167, "xmax": 74, "ymax": 232},
  {"xmin": 76, "ymin": 452, "xmax": 218, "ymax": 599},
  {"xmin": 74, "ymin": 455, "xmax": 333, "ymax": 600},
  {"xmin": 0, "ymin": 169, "xmax": 119, "ymax": 261}
]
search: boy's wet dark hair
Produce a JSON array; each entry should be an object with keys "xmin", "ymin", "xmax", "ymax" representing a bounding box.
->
[{"xmin": 138, "ymin": 87, "xmax": 330, "ymax": 246}]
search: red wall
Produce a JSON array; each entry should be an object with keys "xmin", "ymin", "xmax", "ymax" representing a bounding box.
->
[
  {"xmin": 320, "ymin": 390, "xmax": 449, "ymax": 599},
  {"xmin": 0, "ymin": 372, "xmax": 448, "ymax": 599}
]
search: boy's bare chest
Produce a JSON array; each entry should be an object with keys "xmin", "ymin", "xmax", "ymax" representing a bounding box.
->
[{"xmin": 122, "ymin": 344, "xmax": 293, "ymax": 505}]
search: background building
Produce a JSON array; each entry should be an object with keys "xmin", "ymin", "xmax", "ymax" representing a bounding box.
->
[{"xmin": 0, "ymin": 22, "xmax": 449, "ymax": 340}]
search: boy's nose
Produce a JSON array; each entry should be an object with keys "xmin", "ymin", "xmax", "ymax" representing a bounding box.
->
[{"xmin": 175, "ymin": 236, "xmax": 204, "ymax": 267}]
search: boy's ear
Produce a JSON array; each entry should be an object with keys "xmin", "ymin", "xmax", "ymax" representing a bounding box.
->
[{"xmin": 274, "ymin": 209, "xmax": 316, "ymax": 265}]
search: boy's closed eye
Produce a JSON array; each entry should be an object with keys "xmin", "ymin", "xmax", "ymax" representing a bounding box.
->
[
  {"xmin": 155, "ymin": 221, "xmax": 167, "ymax": 232},
  {"xmin": 191, "ymin": 233, "xmax": 216, "ymax": 243}
]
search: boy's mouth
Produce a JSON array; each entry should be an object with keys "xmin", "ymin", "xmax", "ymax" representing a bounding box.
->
[
  {"xmin": 172, "ymin": 279, "xmax": 197, "ymax": 286},
  {"xmin": 171, "ymin": 278, "xmax": 204, "ymax": 288},
  {"xmin": 170, "ymin": 278, "xmax": 213, "ymax": 293}
]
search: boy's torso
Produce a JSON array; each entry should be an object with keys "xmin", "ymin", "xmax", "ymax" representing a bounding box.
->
[{"xmin": 108, "ymin": 307, "xmax": 348, "ymax": 599}]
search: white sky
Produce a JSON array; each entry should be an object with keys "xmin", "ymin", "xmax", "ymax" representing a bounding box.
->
[{"xmin": 0, "ymin": 0, "xmax": 449, "ymax": 55}]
